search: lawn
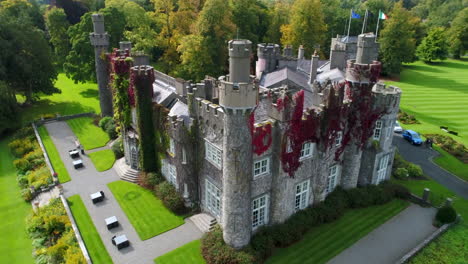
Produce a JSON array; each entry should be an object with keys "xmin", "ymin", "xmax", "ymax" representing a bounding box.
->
[
  {"xmin": 386, "ymin": 59, "xmax": 468, "ymax": 147},
  {"xmin": 266, "ymin": 199, "xmax": 409, "ymax": 264},
  {"xmin": 89, "ymin": 149, "xmax": 116, "ymax": 172},
  {"xmin": 21, "ymin": 73, "xmax": 100, "ymax": 124},
  {"xmin": 0, "ymin": 137, "xmax": 34, "ymax": 264},
  {"xmin": 432, "ymin": 145, "xmax": 468, "ymax": 182},
  {"xmin": 37, "ymin": 125, "xmax": 71, "ymax": 183},
  {"xmin": 154, "ymin": 240, "xmax": 205, "ymax": 264},
  {"xmin": 108, "ymin": 180, "xmax": 185, "ymax": 240},
  {"xmin": 409, "ymin": 223, "xmax": 468, "ymax": 264},
  {"xmin": 392, "ymin": 177, "xmax": 468, "ymax": 263},
  {"xmin": 66, "ymin": 117, "xmax": 109, "ymax": 150},
  {"xmin": 67, "ymin": 195, "xmax": 112, "ymax": 264}
]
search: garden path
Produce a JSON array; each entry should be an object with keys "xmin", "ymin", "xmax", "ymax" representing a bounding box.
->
[
  {"xmin": 44, "ymin": 121, "xmax": 202, "ymax": 264},
  {"xmin": 393, "ymin": 134, "xmax": 468, "ymax": 199},
  {"xmin": 328, "ymin": 204, "xmax": 437, "ymax": 264},
  {"xmin": 31, "ymin": 186, "xmax": 60, "ymax": 210}
]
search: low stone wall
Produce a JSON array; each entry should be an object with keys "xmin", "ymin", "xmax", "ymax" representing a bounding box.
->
[
  {"xmin": 396, "ymin": 216, "xmax": 460, "ymax": 264},
  {"xmin": 34, "ymin": 112, "xmax": 95, "ymax": 126},
  {"xmin": 60, "ymin": 195, "xmax": 92, "ymax": 264}
]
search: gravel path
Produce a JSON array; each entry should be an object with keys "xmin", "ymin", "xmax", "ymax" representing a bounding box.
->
[{"xmin": 45, "ymin": 121, "xmax": 202, "ymax": 264}]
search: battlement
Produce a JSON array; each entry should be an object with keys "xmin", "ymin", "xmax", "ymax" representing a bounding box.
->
[
  {"xmin": 89, "ymin": 33, "xmax": 109, "ymax": 47},
  {"xmin": 218, "ymin": 75, "xmax": 258, "ymax": 110},
  {"xmin": 91, "ymin": 14, "xmax": 105, "ymax": 34},
  {"xmin": 194, "ymin": 98, "xmax": 225, "ymax": 134},
  {"xmin": 257, "ymin": 43, "xmax": 281, "ymax": 58},
  {"xmin": 345, "ymin": 60, "xmax": 382, "ymax": 84},
  {"xmin": 372, "ymin": 82, "xmax": 401, "ymax": 95},
  {"xmin": 372, "ymin": 83, "xmax": 402, "ymax": 115},
  {"xmin": 229, "ymin": 39, "xmax": 252, "ymax": 58},
  {"xmin": 119, "ymin": 41, "xmax": 132, "ymax": 51},
  {"xmin": 356, "ymin": 33, "xmax": 378, "ymax": 64}
]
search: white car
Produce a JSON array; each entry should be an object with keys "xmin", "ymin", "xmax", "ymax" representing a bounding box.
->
[{"xmin": 394, "ymin": 121, "xmax": 403, "ymax": 133}]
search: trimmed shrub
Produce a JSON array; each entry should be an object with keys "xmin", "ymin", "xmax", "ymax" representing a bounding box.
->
[
  {"xmin": 435, "ymin": 205, "xmax": 457, "ymax": 224},
  {"xmin": 393, "ymin": 167, "xmax": 409, "ymax": 179},
  {"xmin": 407, "ymin": 163, "xmax": 423, "ymax": 178},
  {"xmin": 14, "ymin": 158, "xmax": 32, "ymax": 174},
  {"xmin": 21, "ymin": 188, "xmax": 33, "ymax": 202},
  {"xmin": 111, "ymin": 138, "xmax": 124, "ymax": 159},
  {"xmin": 98, "ymin": 117, "xmax": 113, "ymax": 130},
  {"xmin": 154, "ymin": 181, "xmax": 186, "ymax": 214},
  {"xmin": 138, "ymin": 172, "xmax": 164, "ymax": 189},
  {"xmin": 201, "ymin": 227, "xmax": 255, "ymax": 264},
  {"xmin": 250, "ymin": 227, "xmax": 274, "ymax": 260},
  {"xmin": 99, "ymin": 117, "xmax": 117, "ymax": 139}
]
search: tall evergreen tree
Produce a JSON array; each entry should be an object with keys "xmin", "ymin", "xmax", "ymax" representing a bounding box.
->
[
  {"xmin": 45, "ymin": 7, "xmax": 71, "ymax": 67},
  {"xmin": 416, "ymin": 27, "xmax": 448, "ymax": 62},
  {"xmin": 280, "ymin": 0, "xmax": 327, "ymax": 56},
  {"xmin": 379, "ymin": 2, "xmax": 420, "ymax": 75}
]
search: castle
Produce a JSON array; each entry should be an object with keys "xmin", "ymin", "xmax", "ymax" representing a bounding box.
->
[{"xmin": 91, "ymin": 16, "xmax": 401, "ymax": 249}]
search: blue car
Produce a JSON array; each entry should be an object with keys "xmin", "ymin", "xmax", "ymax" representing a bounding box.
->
[{"xmin": 402, "ymin": 130, "xmax": 423, "ymax": 145}]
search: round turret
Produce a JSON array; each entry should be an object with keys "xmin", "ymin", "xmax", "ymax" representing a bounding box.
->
[
  {"xmin": 356, "ymin": 33, "xmax": 377, "ymax": 64},
  {"xmin": 229, "ymin": 39, "xmax": 252, "ymax": 83},
  {"xmin": 91, "ymin": 14, "xmax": 105, "ymax": 34}
]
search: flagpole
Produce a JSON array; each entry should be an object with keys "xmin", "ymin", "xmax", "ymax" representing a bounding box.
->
[
  {"xmin": 347, "ymin": 9, "xmax": 352, "ymax": 37},
  {"xmin": 375, "ymin": 10, "xmax": 381, "ymax": 42},
  {"xmin": 361, "ymin": 9, "xmax": 368, "ymax": 34}
]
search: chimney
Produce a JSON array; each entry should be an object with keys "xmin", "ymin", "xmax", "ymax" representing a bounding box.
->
[
  {"xmin": 309, "ymin": 50, "xmax": 319, "ymax": 84},
  {"xmin": 283, "ymin": 45, "xmax": 293, "ymax": 57},
  {"xmin": 297, "ymin": 45, "xmax": 305, "ymax": 60}
]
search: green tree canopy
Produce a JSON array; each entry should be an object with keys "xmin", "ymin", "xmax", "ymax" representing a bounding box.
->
[
  {"xmin": 379, "ymin": 1, "xmax": 420, "ymax": 75},
  {"xmin": 0, "ymin": 81, "xmax": 18, "ymax": 135},
  {"xmin": 416, "ymin": 27, "xmax": 448, "ymax": 62},
  {"xmin": 280, "ymin": 0, "xmax": 327, "ymax": 56},
  {"xmin": 447, "ymin": 7, "xmax": 468, "ymax": 59},
  {"xmin": 45, "ymin": 7, "xmax": 71, "ymax": 67},
  {"xmin": 231, "ymin": 0, "xmax": 269, "ymax": 46},
  {"xmin": 64, "ymin": 7, "xmax": 126, "ymax": 83}
]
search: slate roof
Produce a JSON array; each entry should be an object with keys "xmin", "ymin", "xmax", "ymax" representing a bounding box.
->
[
  {"xmin": 153, "ymin": 76, "xmax": 190, "ymax": 125},
  {"xmin": 260, "ymin": 67, "xmax": 310, "ymax": 89}
]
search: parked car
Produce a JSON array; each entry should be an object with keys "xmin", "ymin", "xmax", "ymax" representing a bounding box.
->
[
  {"xmin": 394, "ymin": 121, "xmax": 403, "ymax": 133},
  {"xmin": 402, "ymin": 130, "xmax": 423, "ymax": 145}
]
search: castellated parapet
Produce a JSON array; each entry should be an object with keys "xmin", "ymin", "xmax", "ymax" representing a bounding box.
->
[
  {"xmin": 356, "ymin": 33, "xmax": 378, "ymax": 64},
  {"xmin": 256, "ymin": 43, "xmax": 280, "ymax": 78}
]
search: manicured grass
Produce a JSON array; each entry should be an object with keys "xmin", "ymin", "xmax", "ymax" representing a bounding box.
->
[
  {"xmin": 21, "ymin": 73, "xmax": 100, "ymax": 124},
  {"xmin": 432, "ymin": 145, "xmax": 468, "ymax": 182},
  {"xmin": 409, "ymin": 223, "xmax": 468, "ymax": 264},
  {"xmin": 67, "ymin": 195, "xmax": 112, "ymax": 264},
  {"xmin": 108, "ymin": 180, "xmax": 184, "ymax": 240},
  {"xmin": 386, "ymin": 59, "xmax": 468, "ymax": 147},
  {"xmin": 0, "ymin": 137, "xmax": 34, "ymax": 264},
  {"xmin": 66, "ymin": 117, "xmax": 109, "ymax": 150},
  {"xmin": 89, "ymin": 149, "xmax": 116, "ymax": 172},
  {"xmin": 154, "ymin": 240, "xmax": 205, "ymax": 264},
  {"xmin": 37, "ymin": 125, "xmax": 71, "ymax": 183},
  {"xmin": 392, "ymin": 177, "xmax": 468, "ymax": 263},
  {"xmin": 266, "ymin": 199, "xmax": 409, "ymax": 264}
]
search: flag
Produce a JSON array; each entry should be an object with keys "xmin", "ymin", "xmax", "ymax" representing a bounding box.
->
[
  {"xmin": 379, "ymin": 11, "xmax": 388, "ymax": 20},
  {"xmin": 351, "ymin": 10, "xmax": 361, "ymax": 19}
]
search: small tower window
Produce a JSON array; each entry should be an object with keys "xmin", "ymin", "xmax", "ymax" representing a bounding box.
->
[{"xmin": 233, "ymin": 83, "xmax": 240, "ymax": 90}]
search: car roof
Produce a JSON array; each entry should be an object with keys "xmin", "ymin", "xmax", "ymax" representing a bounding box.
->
[{"xmin": 406, "ymin": 130, "xmax": 418, "ymax": 135}]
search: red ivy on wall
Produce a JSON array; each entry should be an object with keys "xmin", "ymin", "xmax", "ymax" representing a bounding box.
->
[{"xmin": 249, "ymin": 113, "xmax": 273, "ymax": 156}]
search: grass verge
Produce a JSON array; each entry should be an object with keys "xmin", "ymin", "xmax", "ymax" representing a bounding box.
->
[
  {"xmin": 37, "ymin": 125, "xmax": 71, "ymax": 183},
  {"xmin": 67, "ymin": 195, "xmax": 112, "ymax": 264},
  {"xmin": 432, "ymin": 145, "xmax": 468, "ymax": 182},
  {"xmin": 108, "ymin": 180, "xmax": 184, "ymax": 240},
  {"xmin": 154, "ymin": 240, "xmax": 205, "ymax": 264},
  {"xmin": 266, "ymin": 199, "xmax": 409, "ymax": 264},
  {"xmin": 0, "ymin": 137, "xmax": 34, "ymax": 264},
  {"xmin": 67, "ymin": 117, "xmax": 109, "ymax": 150},
  {"xmin": 89, "ymin": 149, "xmax": 116, "ymax": 172}
]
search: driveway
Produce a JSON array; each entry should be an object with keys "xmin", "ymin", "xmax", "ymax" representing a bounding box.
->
[
  {"xmin": 393, "ymin": 134, "xmax": 468, "ymax": 199},
  {"xmin": 328, "ymin": 204, "xmax": 437, "ymax": 264},
  {"xmin": 45, "ymin": 121, "xmax": 202, "ymax": 264}
]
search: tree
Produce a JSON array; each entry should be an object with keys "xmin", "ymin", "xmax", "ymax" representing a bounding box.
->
[
  {"xmin": 280, "ymin": 0, "xmax": 327, "ymax": 56},
  {"xmin": 64, "ymin": 7, "xmax": 126, "ymax": 83},
  {"xmin": 264, "ymin": 0, "xmax": 290, "ymax": 44},
  {"xmin": 231, "ymin": 0, "xmax": 269, "ymax": 45},
  {"xmin": 447, "ymin": 8, "xmax": 468, "ymax": 59},
  {"xmin": 0, "ymin": 0, "xmax": 45, "ymax": 30},
  {"xmin": 45, "ymin": 7, "xmax": 71, "ymax": 67},
  {"xmin": 379, "ymin": 2, "xmax": 420, "ymax": 75},
  {"xmin": 177, "ymin": 0, "xmax": 234, "ymax": 80},
  {"xmin": 55, "ymin": 0, "xmax": 89, "ymax": 25},
  {"xmin": 0, "ymin": 15, "xmax": 58, "ymax": 103},
  {"xmin": 416, "ymin": 27, "xmax": 448, "ymax": 62},
  {"xmin": 0, "ymin": 81, "xmax": 18, "ymax": 135}
]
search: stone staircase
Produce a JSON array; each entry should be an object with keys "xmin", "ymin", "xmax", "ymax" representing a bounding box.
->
[
  {"xmin": 114, "ymin": 158, "xmax": 139, "ymax": 183},
  {"xmin": 189, "ymin": 213, "xmax": 217, "ymax": 233}
]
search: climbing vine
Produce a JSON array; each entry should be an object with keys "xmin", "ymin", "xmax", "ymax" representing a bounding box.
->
[
  {"xmin": 248, "ymin": 113, "xmax": 273, "ymax": 156},
  {"xmin": 108, "ymin": 49, "xmax": 133, "ymax": 129}
]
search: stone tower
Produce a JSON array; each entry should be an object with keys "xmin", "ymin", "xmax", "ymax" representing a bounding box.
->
[
  {"xmin": 256, "ymin": 43, "xmax": 280, "ymax": 79},
  {"xmin": 219, "ymin": 39, "xmax": 258, "ymax": 248},
  {"xmin": 90, "ymin": 14, "xmax": 113, "ymax": 117}
]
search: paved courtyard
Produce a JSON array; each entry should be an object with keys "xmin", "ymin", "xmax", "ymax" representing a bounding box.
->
[
  {"xmin": 328, "ymin": 204, "xmax": 437, "ymax": 264},
  {"xmin": 45, "ymin": 121, "xmax": 202, "ymax": 264}
]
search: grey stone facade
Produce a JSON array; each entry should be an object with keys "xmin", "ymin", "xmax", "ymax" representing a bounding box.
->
[{"xmin": 115, "ymin": 33, "xmax": 401, "ymax": 248}]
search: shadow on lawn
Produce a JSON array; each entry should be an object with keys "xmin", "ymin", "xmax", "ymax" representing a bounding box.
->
[
  {"xmin": 79, "ymin": 89, "xmax": 99, "ymax": 99},
  {"xmin": 403, "ymin": 64, "xmax": 444, "ymax": 73},
  {"xmin": 20, "ymin": 100, "xmax": 95, "ymax": 124}
]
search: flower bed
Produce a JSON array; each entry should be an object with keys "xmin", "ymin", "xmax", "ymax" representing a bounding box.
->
[
  {"xmin": 425, "ymin": 134, "xmax": 468, "ymax": 163},
  {"xmin": 26, "ymin": 198, "xmax": 85, "ymax": 263}
]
